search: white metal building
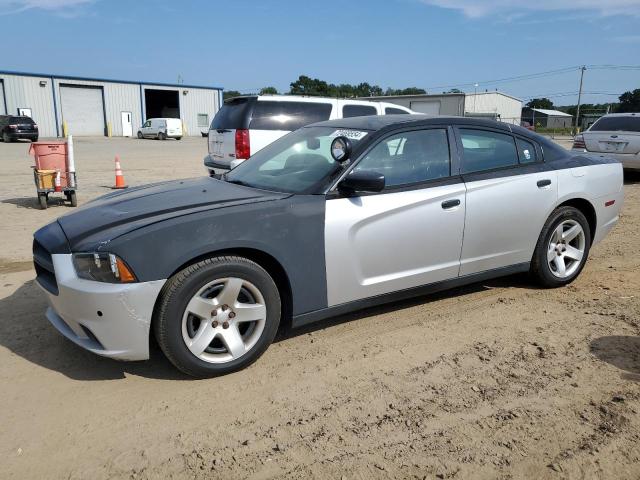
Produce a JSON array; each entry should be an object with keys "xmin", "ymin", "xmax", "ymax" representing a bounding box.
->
[
  {"xmin": 0, "ymin": 70, "xmax": 223, "ymax": 138},
  {"xmin": 363, "ymin": 91, "xmax": 523, "ymax": 125}
]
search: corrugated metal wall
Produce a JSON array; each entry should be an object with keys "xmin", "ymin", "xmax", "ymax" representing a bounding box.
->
[
  {"xmin": 141, "ymin": 84, "xmax": 220, "ymax": 137},
  {"xmin": 0, "ymin": 72, "xmax": 221, "ymax": 137},
  {"xmin": 0, "ymin": 73, "xmax": 58, "ymax": 137},
  {"xmin": 464, "ymin": 92, "xmax": 522, "ymax": 125}
]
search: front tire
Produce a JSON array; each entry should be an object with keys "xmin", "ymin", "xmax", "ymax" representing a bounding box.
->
[
  {"xmin": 137, "ymin": 131, "xmax": 143, "ymax": 139},
  {"xmin": 531, "ymin": 206, "xmax": 591, "ymax": 287},
  {"xmin": 154, "ymin": 256, "xmax": 281, "ymax": 377}
]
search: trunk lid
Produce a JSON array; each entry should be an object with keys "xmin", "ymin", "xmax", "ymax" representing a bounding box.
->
[{"xmin": 208, "ymin": 97, "xmax": 256, "ymax": 168}]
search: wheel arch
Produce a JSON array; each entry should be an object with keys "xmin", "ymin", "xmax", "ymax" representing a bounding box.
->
[
  {"xmin": 556, "ymin": 197, "xmax": 597, "ymax": 244},
  {"xmin": 154, "ymin": 247, "xmax": 293, "ymax": 327}
]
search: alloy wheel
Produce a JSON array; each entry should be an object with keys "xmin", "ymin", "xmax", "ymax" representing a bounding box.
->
[
  {"xmin": 547, "ymin": 219, "xmax": 586, "ymax": 279},
  {"xmin": 181, "ymin": 277, "xmax": 267, "ymax": 363}
]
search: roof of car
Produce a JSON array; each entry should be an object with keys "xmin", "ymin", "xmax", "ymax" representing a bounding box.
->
[{"xmin": 310, "ymin": 114, "xmax": 514, "ymax": 132}]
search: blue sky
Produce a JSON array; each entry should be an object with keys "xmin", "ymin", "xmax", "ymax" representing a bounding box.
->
[{"xmin": 1, "ymin": 0, "xmax": 639, "ymax": 106}]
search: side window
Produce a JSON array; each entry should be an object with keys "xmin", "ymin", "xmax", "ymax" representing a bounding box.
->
[
  {"xmin": 342, "ymin": 104, "xmax": 378, "ymax": 118},
  {"xmin": 353, "ymin": 129, "xmax": 450, "ymax": 188},
  {"xmin": 459, "ymin": 129, "xmax": 518, "ymax": 174},
  {"xmin": 516, "ymin": 137, "xmax": 537, "ymax": 164},
  {"xmin": 250, "ymin": 101, "xmax": 332, "ymax": 130},
  {"xmin": 385, "ymin": 107, "xmax": 410, "ymax": 115},
  {"xmin": 143, "ymin": 121, "xmax": 151, "ymax": 128}
]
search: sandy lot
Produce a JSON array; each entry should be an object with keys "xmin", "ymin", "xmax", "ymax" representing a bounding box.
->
[{"xmin": 1, "ymin": 137, "xmax": 639, "ymax": 480}]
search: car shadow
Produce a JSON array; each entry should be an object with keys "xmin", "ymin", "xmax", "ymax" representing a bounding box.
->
[
  {"xmin": 624, "ymin": 170, "xmax": 640, "ymax": 185},
  {"xmin": 275, "ymin": 273, "xmax": 532, "ymax": 341},
  {"xmin": 1, "ymin": 197, "xmax": 68, "ymax": 209},
  {"xmin": 590, "ymin": 336, "xmax": 640, "ymax": 382},
  {"xmin": 1, "ymin": 273, "xmax": 530, "ymax": 382}
]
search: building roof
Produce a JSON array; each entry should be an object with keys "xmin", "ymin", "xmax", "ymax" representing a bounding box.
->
[
  {"xmin": 0, "ymin": 70, "xmax": 223, "ymax": 91},
  {"xmin": 529, "ymin": 108, "xmax": 572, "ymax": 117}
]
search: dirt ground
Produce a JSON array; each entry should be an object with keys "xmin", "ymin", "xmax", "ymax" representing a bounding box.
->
[{"xmin": 1, "ymin": 137, "xmax": 639, "ymax": 480}]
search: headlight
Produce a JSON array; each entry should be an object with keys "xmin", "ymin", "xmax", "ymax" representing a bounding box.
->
[{"xmin": 73, "ymin": 253, "xmax": 137, "ymax": 283}]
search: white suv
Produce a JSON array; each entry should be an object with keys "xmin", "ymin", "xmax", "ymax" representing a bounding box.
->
[
  {"xmin": 573, "ymin": 113, "xmax": 640, "ymax": 170},
  {"xmin": 204, "ymin": 95, "xmax": 414, "ymax": 175}
]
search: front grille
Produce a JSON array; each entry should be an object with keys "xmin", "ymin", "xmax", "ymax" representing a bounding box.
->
[{"xmin": 33, "ymin": 239, "xmax": 58, "ymax": 295}]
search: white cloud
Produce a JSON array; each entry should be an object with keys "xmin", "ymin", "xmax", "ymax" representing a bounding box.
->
[
  {"xmin": 0, "ymin": 0, "xmax": 95, "ymax": 15},
  {"xmin": 421, "ymin": 0, "xmax": 640, "ymax": 18}
]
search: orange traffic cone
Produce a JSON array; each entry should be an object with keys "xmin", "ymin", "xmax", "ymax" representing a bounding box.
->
[{"xmin": 112, "ymin": 155, "xmax": 128, "ymax": 189}]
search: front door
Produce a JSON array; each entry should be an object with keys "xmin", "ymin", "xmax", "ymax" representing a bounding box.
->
[
  {"xmin": 121, "ymin": 111, "xmax": 133, "ymax": 137},
  {"xmin": 325, "ymin": 127, "xmax": 466, "ymax": 307}
]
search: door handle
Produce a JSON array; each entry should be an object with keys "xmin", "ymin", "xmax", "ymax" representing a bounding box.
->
[
  {"xmin": 441, "ymin": 199, "xmax": 461, "ymax": 209},
  {"xmin": 537, "ymin": 179, "xmax": 551, "ymax": 188}
]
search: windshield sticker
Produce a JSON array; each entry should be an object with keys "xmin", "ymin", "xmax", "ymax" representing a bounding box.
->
[{"xmin": 331, "ymin": 129, "xmax": 368, "ymax": 140}]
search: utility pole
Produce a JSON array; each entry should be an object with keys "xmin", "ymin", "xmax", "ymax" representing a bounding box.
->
[{"xmin": 574, "ymin": 66, "xmax": 586, "ymax": 133}]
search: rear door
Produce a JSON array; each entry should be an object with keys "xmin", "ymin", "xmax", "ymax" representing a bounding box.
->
[
  {"xmin": 457, "ymin": 127, "xmax": 557, "ymax": 275},
  {"xmin": 583, "ymin": 116, "xmax": 640, "ymax": 155}
]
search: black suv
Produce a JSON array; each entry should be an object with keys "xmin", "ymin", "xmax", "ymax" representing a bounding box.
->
[{"xmin": 0, "ymin": 115, "xmax": 39, "ymax": 142}]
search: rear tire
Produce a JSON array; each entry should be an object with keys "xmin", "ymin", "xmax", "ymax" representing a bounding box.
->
[
  {"xmin": 154, "ymin": 256, "xmax": 281, "ymax": 377},
  {"xmin": 159, "ymin": 132, "xmax": 166, "ymax": 141},
  {"xmin": 175, "ymin": 136, "xmax": 182, "ymax": 141},
  {"xmin": 2, "ymin": 132, "xmax": 10, "ymax": 143},
  {"xmin": 531, "ymin": 206, "xmax": 591, "ymax": 288}
]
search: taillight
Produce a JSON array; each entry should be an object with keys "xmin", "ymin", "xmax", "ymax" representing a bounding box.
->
[
  {"xmin": 235, "ymin": 129, "xmax": 250, "ymax": 159},
  {"xmin": 572, "ymin": 134, "xmax": 586, "ymax": 150}
]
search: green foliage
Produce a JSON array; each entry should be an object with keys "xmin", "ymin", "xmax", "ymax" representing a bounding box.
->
[
  {"xmin": 526, "ymin": 98, "xmax": 554, "ymax": 109},
  {"xmin": 223, "ymin": 90, "xmax": 242, "ymax": 101},
  {"xmin": 259, "ymin": 86, "xmax": 278, "ymax": 95},
  {"xmin": 618, "ymin": 88, "xmax": 640, "ymax": 113},
  {"xmin": 288, "ymin": 75, "xmax": 422, "ymax": 98}
]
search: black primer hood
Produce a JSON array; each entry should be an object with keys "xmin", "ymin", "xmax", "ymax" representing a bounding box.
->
[{"xmin": 57, "ymin": 177, "xmax": 289, "ymax": 250}]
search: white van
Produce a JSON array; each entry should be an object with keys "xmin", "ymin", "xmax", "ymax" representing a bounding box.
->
[
  {"xmin": 137, "ymin": 118, "xmax": 183, "ymax": 140},
  {"xmin": 204, "ymin": 95, "xmax": 414, "ymax": 174}
]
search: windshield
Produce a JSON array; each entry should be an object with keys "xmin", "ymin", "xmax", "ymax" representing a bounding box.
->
[{"xmin": 225, "ymin": 126, "xmax": 369, "ymax": 193}]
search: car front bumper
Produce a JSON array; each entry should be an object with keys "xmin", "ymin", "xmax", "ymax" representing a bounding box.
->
[{"xmin": 38, "ymin": 254, "xmax": 166, "ymax": 361}]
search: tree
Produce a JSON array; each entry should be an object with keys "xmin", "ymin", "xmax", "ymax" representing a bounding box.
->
[
  {"xmin": 223, "ymin": 90, "xmax": 242, "ymax": 101},
  {"xmin": 618, "ymin": 89, "xmax": 640, "ymax": 113},
  {"xmin": 259, "ymin": 86, "xmax": 278, "ymax": 95},
  {"xmin": 447, "ymin": 88, "xmax": 463, "ymax": 94},
  {"xmin": 385, "ymin": 87, "xmax": 427, "ymax": 96},
  {"xmin": 290, "ymin": 75, "xmax": 331, "ymax": 96},
  {"xmin": 526, "ymin": 98, "xmax": 554, "ymax": 109}
]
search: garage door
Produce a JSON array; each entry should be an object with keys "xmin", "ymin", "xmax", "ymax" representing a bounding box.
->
[
  {"xmin": 0, "ymin": 81, "xmax": 6, "ymax": 115},
  {"xmin": 410, "ymin": 100, "xmax": 441, "ymax": 115},
  {"xmin": 60, "ymin": 85, "xmax": 105, "ymax": 136}
]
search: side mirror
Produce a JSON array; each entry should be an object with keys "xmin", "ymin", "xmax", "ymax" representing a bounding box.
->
[
  {"xmin": 338, "ymin": 170, "xmax": 385, "ymax": 194},
  {"xmin": 330, "ymin": 136, "xmax": 352, "ymax": 162}
]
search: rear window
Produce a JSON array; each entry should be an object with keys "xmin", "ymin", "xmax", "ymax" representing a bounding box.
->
[
  {"xmin": 590, "ymin": 116, "xmax": 640, "ymax": 132},
  {"xmin": 342, "ymin": 104, "xmax": 378, "ymax": 118},
  {"xmin": 211, "ymin": 97, "xmax": 253, "ymax": 130},
  {"xmin": 10, "ymin": 116, "xmax": 34, "ymax": 124},
  {"xmin": 250, "ymin": 101, "xmax": 332, "ymax": 131},
  {"xmin": 385, "ymin": 107, "xmax": 410, "ymax": 115}
]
